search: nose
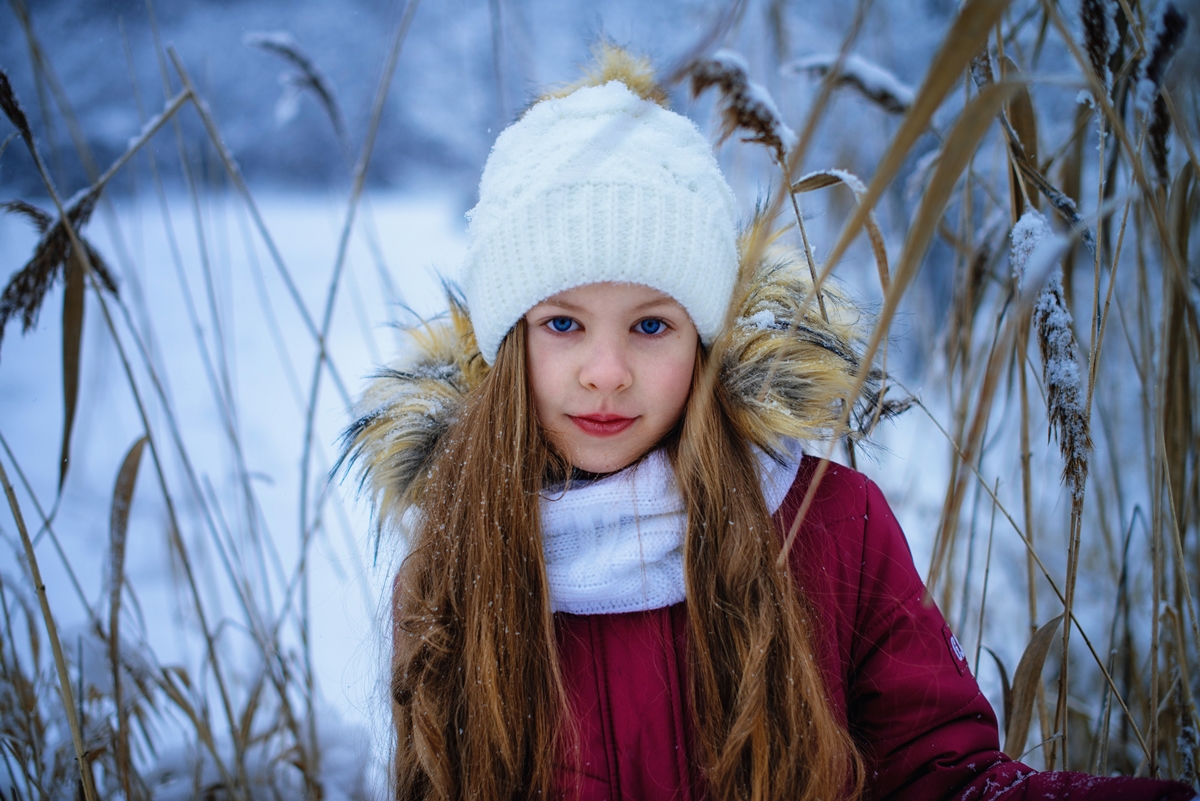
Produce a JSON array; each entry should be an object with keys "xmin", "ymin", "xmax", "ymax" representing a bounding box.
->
[{"xmin": 578, "ymin": 335, "xmax": 633, "ymax": 394}]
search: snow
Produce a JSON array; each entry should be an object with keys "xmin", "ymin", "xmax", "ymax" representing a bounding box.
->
[
  {"xmin": 782, "ymin": 53, "xmax": 916, "ymax": 114},
  {"xmin": 739, "ymin": 309, "xmax": 781, "ymax": 331},
  {"xmin": 1032, "ymin": 267, "xmax": 1089, "ymax": 501},
  {"xmin": 0, "ymin": 191, "xmax": 464, "ymax": 796},
  {"xmin": 1009, "ymin": 209, "xmax": 1052, "ymax": 291},
  {"xmin": 699, "ymin": 49, "xmax": 797, "ymax": 159}
]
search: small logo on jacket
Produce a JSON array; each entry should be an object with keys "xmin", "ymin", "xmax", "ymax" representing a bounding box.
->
[{"xmin": 942, "ymin": 623, "xmax": 969, "ymax": 676}]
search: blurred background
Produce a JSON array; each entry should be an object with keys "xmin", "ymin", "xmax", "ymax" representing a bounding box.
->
[{"xmin": 1, "ymin": 0, "xmax": 1198, "ymax": 798}]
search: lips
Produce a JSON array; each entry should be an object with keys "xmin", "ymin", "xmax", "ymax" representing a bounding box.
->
[{"xmin": 569, "ymin": 414, "xmax": 636, "ymax": 437}]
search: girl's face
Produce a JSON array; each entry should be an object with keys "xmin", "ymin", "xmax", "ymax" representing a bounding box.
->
[{"xmin": 525, "ymin": 282, "xmax": 698, "ymax": 474}]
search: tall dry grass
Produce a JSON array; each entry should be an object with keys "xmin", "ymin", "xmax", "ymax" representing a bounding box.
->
[{"xmin": 0, "ymin": 0, "xmax": 1197, "ymax": 798}]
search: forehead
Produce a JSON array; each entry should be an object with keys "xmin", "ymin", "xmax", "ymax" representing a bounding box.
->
[{"xmin": 534, "ymin": 282, "xmax": 685, "ymax": 314}]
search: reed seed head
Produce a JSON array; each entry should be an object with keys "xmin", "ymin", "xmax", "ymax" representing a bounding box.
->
[
  {"xmin": 1080, "ymin": 0, "xmax": 1113, "ymax": 91},
  {"xmin": 1147, "ymin": 94, "xmax": 1172, "ymax": 185},
  {"xmin": 1137, "ymin": 4, "xmax": 1189, "ymax": 114},
  {"xmin": 246, "ymin": 31, "xmax": 345, "ymax": 138},
  {"xmin": 1032, "ymin": 267, "xmax": 1092, "ymax": 500},
  {"xmin": 0, "ymin": 68, "xmax": 33, "ymax": 149},
  {"xmin": 690, "ymin": 50, "xmax": 796, "ymax": 165},
  {"xmin": 0, "ymin": 195, "xmax": 117, "ymax": 355},
  {"xmin": 1010, "ymin": 209, "xmax": 1053, "ymax": 292}
]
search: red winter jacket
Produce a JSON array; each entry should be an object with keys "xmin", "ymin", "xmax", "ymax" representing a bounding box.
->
[{"xmin": 553, "ymin": 457, "xmax": 1196, "ymax": 800}]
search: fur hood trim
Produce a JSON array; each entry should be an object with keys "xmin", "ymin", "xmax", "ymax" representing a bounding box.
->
[{"xmin": 338, "ymin": 220, "xmax": 890, "ymax": 536}]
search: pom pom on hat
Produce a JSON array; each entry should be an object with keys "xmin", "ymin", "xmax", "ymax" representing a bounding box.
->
[{"xmin": 462, "ymin": 71, "xmax": 739, "ymax": 365}]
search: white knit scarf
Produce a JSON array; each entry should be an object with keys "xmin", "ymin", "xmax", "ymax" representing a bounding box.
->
[{"xmin": 539, "ymin": 443, "xmax": 801, "ymax": 615}]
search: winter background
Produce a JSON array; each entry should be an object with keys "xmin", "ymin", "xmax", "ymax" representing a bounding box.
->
[{"xmin": 1, "ymin": 0, "xmax": 1198, "ymax": 797}]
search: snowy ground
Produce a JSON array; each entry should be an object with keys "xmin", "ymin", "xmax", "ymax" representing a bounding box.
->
[{"xmin": 0, "ymin": 190, "xmax": 467, "ymax": 792}]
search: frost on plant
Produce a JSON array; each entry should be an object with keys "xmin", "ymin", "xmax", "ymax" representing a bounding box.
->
[
  {"xmin": 782, "ymin": 52, "xmax": 914, "ymax": 115},
  {"xmin": 1136, "ymin": 3, "xmax": 1189, "ymax": 115},
  {"xmin": 1032, "ymin": 267, "xmax": 1092, "ymax": 500},
  {"xmin": 690, "ymin": 50, "xmax": 796, "ymax": 165},
  {"xmin": 1010, "ymin": 209, "xmax": 1053, "ymax": 292}
]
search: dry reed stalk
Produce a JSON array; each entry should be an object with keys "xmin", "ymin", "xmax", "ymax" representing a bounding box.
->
[
  {"xmin": 972, "ymin": 478, "xmax": 1000, "ymax": 672},
  {"xmin": 1041, "ymin": 0, "xmax": 1194, "ymax": 330},
  {"xmin": 727, "ymin": 0, "xmax": 873, "ymax": 286},
  {"xmin": 160, "ymin": 50, "xmax": 352, "ymax": 410},
  {"xmin": 109, "ymin": 435, "xmax": 147, "ymax": 801},
  {"xmin": 790, "ymin": 170, "xmax": 891, "ymax": 293},
  {"xmin": 292, "ymin": 0, "xmax": 420, "ymax": 764},
  {"xmin": 5, "ymin": 61, "xmax": 249, "ymax": 794},
  {"xmin": 245, "ymin": 31, "xmax": 348, "ymax": 151},
  {"xmin": 0, "ymin": 430, "xmax": 92, "ymax": 617},
  {"xmin": 1169, "ymin": 605, "xmax": 1199, "ymax": 784},
  {"xmin": 1151, "ymin": 454, "xmax": 1165, "ymax": 777},
  {"xmin": 1162, "ymin": 164, "xmax": 1200, "ymax": 659},
  {"xmin": 901, "ymin": 390, "xmax": 1153, "ymax": 761},
  {"xmin": 1016, "ymin": 315, "xmax": 1051, "ymax": 762},
  {"xmin": 787, "ymin": 0, "xmax": 1014, "ymax": 347},
  {"xmin": 781, "ymin": 78, "xmax": 1021, "ymax": 567},
  {"xmin": 1095, "ymin": 517, "xmax": 1137, "ymax": 774},
  {"xmin": 0, "ymin": 459, "xmax": 98, "ymax": 801},
  {"xmin": 687, "ymin": 50, "xmax": 827, "ymax": 324}
]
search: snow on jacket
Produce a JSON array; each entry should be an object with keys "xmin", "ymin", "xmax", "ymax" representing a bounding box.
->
[{"xmin": 339, "ymin": 236, "xmax": 1197, "ymax": 801}]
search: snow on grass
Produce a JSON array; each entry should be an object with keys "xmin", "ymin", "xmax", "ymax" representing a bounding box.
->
[{"xmin": 782, "ymin": 52, "xmax": 915, "ymax": 115}]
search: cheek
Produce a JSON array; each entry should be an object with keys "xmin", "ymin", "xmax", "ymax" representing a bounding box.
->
[
  {"xmin": 525, "ymin": 333, "xmax": 564, "ymax": 421},
  {"xmin": 648, "ymin": 344, "xmax": 696, "ymax": 423}
]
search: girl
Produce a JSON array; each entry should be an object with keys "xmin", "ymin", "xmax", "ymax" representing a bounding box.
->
[{"xmin": 340, "ymin": 51, "xmax": 1196, "ymax": 801}]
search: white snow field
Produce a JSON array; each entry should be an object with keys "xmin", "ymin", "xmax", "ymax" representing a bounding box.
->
[{"xmin": 0, "ymin": 191, "xmax": 466, "ymax": 797}]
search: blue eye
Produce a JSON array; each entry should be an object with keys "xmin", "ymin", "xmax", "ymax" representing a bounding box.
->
[
  {"xmin": 637, "ymin": 318, "xmax": 665, "ymax": 335},
  {"xmin": 548, "ymin": 317, "xmax": 576, "ymax": 333}
]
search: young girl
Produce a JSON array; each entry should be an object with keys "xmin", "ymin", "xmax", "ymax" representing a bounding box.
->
[{"xmin": 340, "ymin": 52, "xmax": 1196, "ymax": 801}]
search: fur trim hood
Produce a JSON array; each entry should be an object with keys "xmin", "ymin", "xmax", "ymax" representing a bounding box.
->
[{"xmin": 338, "ymin": 222, "xmax": 893, "ymax": 536}]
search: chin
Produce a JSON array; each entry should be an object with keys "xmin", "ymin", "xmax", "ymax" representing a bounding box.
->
[{"xmin": 571, "ymin": 441, "xmax": 652, "ymax": 474}]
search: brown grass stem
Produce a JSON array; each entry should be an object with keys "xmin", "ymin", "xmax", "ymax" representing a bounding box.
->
[
  {"xmin": 0, "ymin": 458, "xmax": 98, "ymax": 801},
  {"xmin": 972, "ymin": 478, "xmax": 1000, "ymax": 672},
  {"xmin": 1039, "ymin": 0, "xmax": 1196, "ymax": 338},
  {"xmin": 1016, "ymin": 315, "xmax": 1052, "ymax": 764},
  {"xmin": 898, "ymin": 388, "xmax": 1153, "ymax": 760},
  {"xmin": 164, "ymin": 47, "xmax": 352, "ymax": 410},
  {"xmin": 295, "ymin": 2, "xmax": 421, "ymax": 789},
  {"xmin": 13, "ymin": 95, "xmax": 245, "ymax": 794},
  {"xmin": 779, "ymin": 80, "xmax": 1021, "ymax": 570},
  {"xmin": 731, "ymin": 0, "xmax": 873, "ymax": 282},
  {"xmin": 1158, "ymin": 419, "xmax": 1200, "ymax": 674},
  {"xmin": 785, "ymin": 189, "xmax": 828, "ymax": 321},
  {"xmin": 0, "ymin": 429, "xmax": 94, "ymax": 619}
]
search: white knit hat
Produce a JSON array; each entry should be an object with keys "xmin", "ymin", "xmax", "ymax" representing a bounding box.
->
[{"xmin": 462, "ymin": 81, "xmax": 740, "ymax": 364}]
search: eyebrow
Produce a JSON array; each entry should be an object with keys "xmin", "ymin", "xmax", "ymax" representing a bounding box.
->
[{"xmin": 537, "ymin": 297, "xmax": 677, "ymax": 314}]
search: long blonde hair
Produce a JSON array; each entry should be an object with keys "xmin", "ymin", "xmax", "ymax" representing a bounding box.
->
[{"xmin": 389, "ymin": 315, "xmax": 865, "ymax": 801}]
